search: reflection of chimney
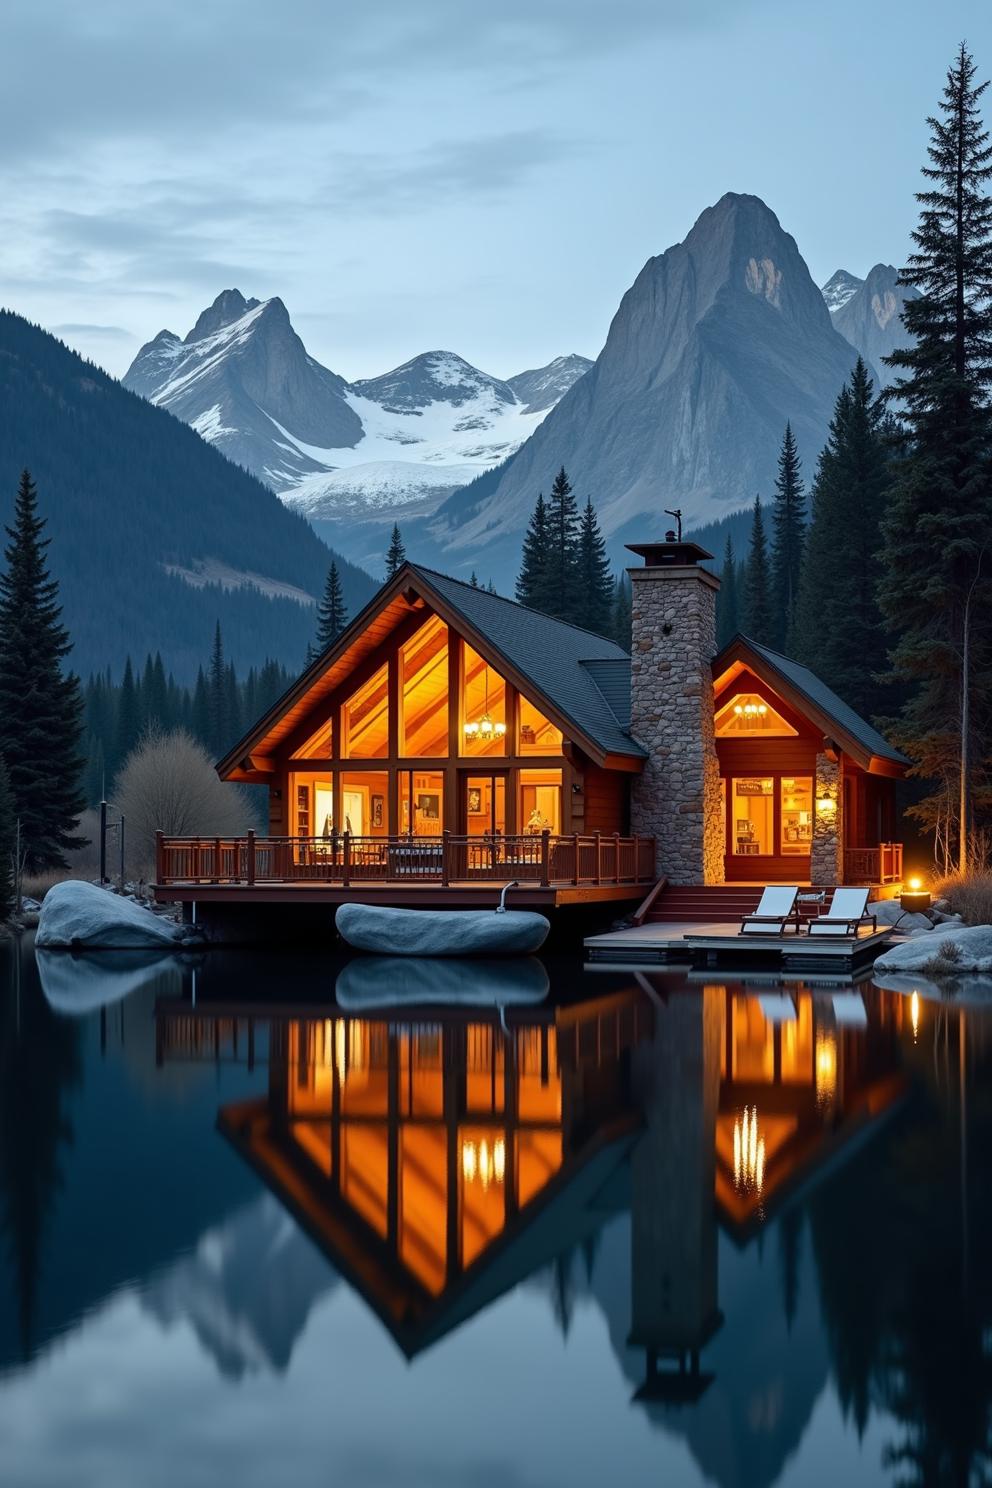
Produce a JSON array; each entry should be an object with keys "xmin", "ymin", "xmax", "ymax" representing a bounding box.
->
[
  {"xmin": 628, "ymin": 985, "xmax": 722, "ymax": 1401},
  {"xmin": 627, "ymin": 536, "xmax": 724, "ymax": 885}
]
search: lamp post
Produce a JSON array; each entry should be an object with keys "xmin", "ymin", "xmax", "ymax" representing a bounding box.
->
[{"xmin": 99, "ymin": 799, "xmax": 126, "ymax": 889}]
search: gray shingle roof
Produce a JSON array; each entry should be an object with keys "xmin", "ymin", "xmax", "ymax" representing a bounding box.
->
[
  {"xmin": 410, "ymin": 566, "xmax": 647, "ymax": 760},
  {"xmin": 580, "ymin": 658, "xmax": 633, "ymax": 730},
  {"xmin": 740, "ymin": 638, "xmax": 909, "ymax": 765}
]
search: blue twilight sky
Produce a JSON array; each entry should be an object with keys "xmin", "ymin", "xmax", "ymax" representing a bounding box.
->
[{"xmin": 1, "ymin": 0, "xmax": 990, "ymax": 381}]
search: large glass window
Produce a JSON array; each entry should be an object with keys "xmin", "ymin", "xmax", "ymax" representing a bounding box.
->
[
  {"xmin": 519, "ymin": 768, "xmax": 562, "ymax": 834},
  {"xmin": 518, "ymin": 697, "xmax": 563, "ymax": 756},
  {"xmin": 732, "ymin": 777, "xmax": 774, "ymax": 856},
  {"xmin": 462, "ymin": 644, "xmax": 506, "ymax": 756},
  {"xmin": 465, "ymin": 775, "xmax": 505, "ymax": 835},
  {"xmin": 400, "ymin": 616, "xmax": 448, "ymax": 756},
  {"xmin": 780, "ymin": 777, "xmax": 813, "ymax": 855},
  {"xmin": 399, "ymin": 770, "xmax": 444, "ymax": 836},
  {"xmin": 290, "ymin": 773, "xmax": 334, "ymax": 838},
  {"xmin": 340, "ymin": 770, "xmax": 389, "ymax": 836},
  {"xmin": 343, "ymin": 664, "xmax": 389, "ymax": 758},
  {"xmin": 291, "ymin": 717, "xmax": 333, "ymax": 758}
]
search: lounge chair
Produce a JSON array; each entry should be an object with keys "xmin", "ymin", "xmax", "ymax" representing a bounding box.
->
[
  {"xmin": 806, "ymin": 887, "xmax": 876, "ymax": 937},
  {"xmin": 739, "ymin": 886, "xmax": 801, "ymax": 936}
]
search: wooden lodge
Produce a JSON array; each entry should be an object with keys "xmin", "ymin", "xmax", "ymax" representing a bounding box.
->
[{"xmin": 153, "ymin": 541, "xmax": 908, "ymax": 928}]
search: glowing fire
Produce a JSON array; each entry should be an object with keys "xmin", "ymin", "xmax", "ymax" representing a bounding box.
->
[{"xmin": 461, "ymin": 1137, "xmax": 506, "ymax": 1189}]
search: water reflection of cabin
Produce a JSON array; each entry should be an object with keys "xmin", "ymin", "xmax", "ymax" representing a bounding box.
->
[{"xmin": 155, "ymin": 980, "xmax": 910, "ymax": 1362}]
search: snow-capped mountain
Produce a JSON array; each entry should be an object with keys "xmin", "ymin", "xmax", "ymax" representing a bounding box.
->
[
  {"xmin": 828, "ymin": 263, "xmax": 918, "ymax": 387},
  {"xmin": 820, "ymin": 269, "xmax": 864, "ymax": 313},
  {"xmin": 123, "ymin": 295, "xmax": 591, "ymax": 554}
]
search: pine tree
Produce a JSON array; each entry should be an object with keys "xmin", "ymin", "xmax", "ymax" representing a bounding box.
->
[
  {"xmin": 576, "ymin": 498, "xmax": 614, "ymax": 637},
  {"xmin": 717, "ymin": 536, "xmax": 740, "ymax": 648},
  {"xmin": 470, "ymin": 571, "xmax": 479, "ymax": 587},
  {"xmin": 385, "ymin": 524, "xmax": 406, "ymax": 579},
  {"xmin": 794, "ymin": 360, "xmax": 893, "ymax": 715},
  {"xmin": 207, "ymin": 622, "xmax": 228, "ymax": 755},
  {"xmin": 0, "ymin": 755, "xmax": 15, "ymax": 921},
  {"xmin": 516, "ymin": 492, "xmax": 550, "ymax": 609},
  {"xmin": 879, "ymin": 44, "xmax": 992, "ymax": 861},
  {"xmin": 771, "ymin": 423, "xmax": 806, "ymax": 649},
  {"xmin": 742, "ymin": 497, "xmax": 775, "ymax": 646},
  {"xmin": 114, "ymin": 657, "xmax": 141, "ymax": 780},
  {"xmin": 315, "ymin": 562, "xmax": 348, "ymax": 651},
  {"xmin": 0, "ymin": 471, "xmax": 85, "ymax": 869},
  {"xmin": 544, "ymin": 467, "xmax": 582, "ymax": 623},
  {"xmin": 611, "ymin": 572, "xmax": 633, "ymax": 650}
]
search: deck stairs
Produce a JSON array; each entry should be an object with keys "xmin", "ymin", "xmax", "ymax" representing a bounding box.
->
[{"xmin": 642, "ymin": 885, "xmax": 763, "ymax": 925}]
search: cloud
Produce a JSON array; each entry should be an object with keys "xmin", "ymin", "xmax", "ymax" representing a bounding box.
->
[{"xmin": 49, "ymin": 322, "xmax": 132, "ymax": 339}]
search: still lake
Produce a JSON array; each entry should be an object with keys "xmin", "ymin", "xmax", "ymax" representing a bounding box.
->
[{"xmin": 0, "ymin": 933, "xmax": 988, "ymax": 1488}]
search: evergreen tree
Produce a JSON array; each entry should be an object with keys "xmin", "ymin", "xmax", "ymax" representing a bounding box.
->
[
  {"xmin": 385, "ymin": 524, "xmax": 406, "ymax": 579},
  {"xmin": 770, "ymin": 422, "xmax": 806, "ymax": 648},
  {"xmin": 576, "ymin": 498, "xmax": 614, "ymax": 637},
  {"xmin": 742, "ymin": 496, "xmax": 775, "ymax": 646},
  {"xmin": 207, "ymin": 621, "xmax": 227, "ymax": 754},
  {"xmin": 0, "ymin": 755, "xmax": 15, "ymax": 922},
  {"xmin": 879, "ymin": 44, "xmax": 992, "ymax": 860},
  {"xmin": 223, "ymin": 660, "xmax": 241, "ymax": 747},
  {"xmin": 544, "ymin": 466, "xmax": 582, "ymax": 623},
  {"xmin": 0, "ymin": 472, "xmax": 85, "ymax": 869},
  {"xmin": 315, "ymin": 562, "xmax": 348, "ymax": 651},
  {"xmin": 114, "ymin": 655, "xmax": 140, "ymax": 779},
  {"xmin": 516, "ymin": 492, "xmax": 550, "ymax": 608},
  {"xmin": 717, "ymin": 536, "xmax": 740, "ymax": 648},
  {"xmin": 470, "ymin": 571, "xmax": 479, "ymax": 587},
  {"xmin": 794, "ymin": 361, "xmax": 893, "ymax": 715},
  {"xmin": 611, "ymin": 571, "xmax": 633, "ymax": 651},
  {"xmin": 191, "ymin": 666, "xmax": 210, "ymax": 745}
]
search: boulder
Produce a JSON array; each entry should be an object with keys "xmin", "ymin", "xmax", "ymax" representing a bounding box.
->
[
  {"xmin": 336, "ymin": 956, "xmax": 549, "ymax": 1008},
  {"xmin": 335, "ymin": 902, "xmax": 550, "ymax": 957},
  {"xmin": 874, "ymin": 923, "xmax": 992, "ymax": 973},
  {"xmin": 874, "ymin": 971, "xmax": 992, "ymax": 1005},
  {"xmin": 36, "ymin": 880, "xmax": 199, "ymax": 949}
]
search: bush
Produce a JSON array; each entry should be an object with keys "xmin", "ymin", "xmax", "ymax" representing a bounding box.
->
[
  {"xmin": 112, "ymin": 728, "xmax": 259, "ymax": 876},
  {"xmin": 931, "ymin": 871, "xmax": 992, "ymax": 927}
]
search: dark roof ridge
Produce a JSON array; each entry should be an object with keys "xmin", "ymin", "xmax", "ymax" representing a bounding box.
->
[{"xmin": 408, "ymin": 563, "xmax": 629, "ymax": 655}]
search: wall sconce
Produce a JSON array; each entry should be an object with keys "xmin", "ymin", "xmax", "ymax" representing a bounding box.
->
[{"xmin": 816, "ymin": 793, "xmax": 836, "ymax": 817}]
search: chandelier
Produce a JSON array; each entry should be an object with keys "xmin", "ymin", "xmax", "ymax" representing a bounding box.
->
[
  {"xmin": 464, "ymin": 669, "xmax": 506, "ymax": 741},
  {"xmin": 733, "ymin": 1105, "xmax": 765, "ymax": 1194},
  {"xmin": 733, "ymin": 701, "xmax": 768, "ymax": 724},
  {"xmin": 461, "ymin": 1136, "xmax": 506, "ymax": 1189}
]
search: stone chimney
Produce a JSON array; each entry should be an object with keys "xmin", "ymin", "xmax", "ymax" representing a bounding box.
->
[{"xmin": 627, "ymin": 533, "xmax": 724, "ymax": 886}]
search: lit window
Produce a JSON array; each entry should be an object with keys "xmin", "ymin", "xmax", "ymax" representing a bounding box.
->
[
  {"xmin": 519, "ymin": 768, "xmax": 562, "ymax": 834},
  {"xmin": 343, "ymin": 664, "xmax": 389, "ymax": 758},
  {"xmin": 462, "ymin": 644, "xmax": 506, "ymax": 755},
  {"xmin": 715, "ymin": 693, "xmax": 797, "ymax": 737},
  {"xmin": 518, "ymin": 697, "xmax": 563, "ymax": 755},
  {"xmin": 780, "ymin": 777, "xmax": 813, "ymax": 855},
  {"xmin": 291, "ymin": 718, "xmax": 333, "ymax": 758},
  {"xmin": 400, "ymin": 616, "xmax": 448, "ymax": 756},
  {"xmin": 732, "ymin": 777, "xmax": 774, "ymax": 855}
]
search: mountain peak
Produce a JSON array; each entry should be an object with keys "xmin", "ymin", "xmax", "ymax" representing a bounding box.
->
[
  {"xmin": 821, "ymin": 270, "xmax": 865, "ymax": 313},
  {"xmin": 185, "ymin": 288, "xmax": 261, "ymax": 344}
]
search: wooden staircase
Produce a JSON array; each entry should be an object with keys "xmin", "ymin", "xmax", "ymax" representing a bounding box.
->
[{"xmin": 640, "ymin": 884, "xmax": 764, "ymax": 925}]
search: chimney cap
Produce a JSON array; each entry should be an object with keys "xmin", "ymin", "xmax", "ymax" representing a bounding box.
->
[{"xmin": 626, "ymin": 539, "xmax": 714, "ymax": 568}]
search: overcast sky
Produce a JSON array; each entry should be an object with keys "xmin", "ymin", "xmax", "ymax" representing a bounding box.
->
[{"xmin": 2, "ymin": 0, "xmax": 990, "ymax": 380}]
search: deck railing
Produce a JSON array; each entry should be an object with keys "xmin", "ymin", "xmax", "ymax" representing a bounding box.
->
[
  {"xmin": 155, "ymin": 830, "xmax": 657, "ymax": 890},
  {"xmin": 843, "ymin": 842, "xmax": 903, "ymax": 885}
]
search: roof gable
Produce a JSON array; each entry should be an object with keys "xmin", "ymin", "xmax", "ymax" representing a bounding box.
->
[{"xmin": 713, "ymin": 636, "xmax": 908, "ymax": 772}]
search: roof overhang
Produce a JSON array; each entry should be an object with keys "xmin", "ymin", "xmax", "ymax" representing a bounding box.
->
[
  {"xmin": 711, "ymin": 637, "xmax": 907, "ymax": 776},
  {"xmin": 217, "ymin": 564, "xmax": 634, "ymax": 779}
]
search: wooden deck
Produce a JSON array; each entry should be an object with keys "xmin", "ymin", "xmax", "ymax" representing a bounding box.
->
[
  {"xmin": 584, "ymin": 919, "xmax": 895, "ymax": 971},
  {"xmin": 153, "ymin": 831, "xmax": 656, "ymax": 910}
]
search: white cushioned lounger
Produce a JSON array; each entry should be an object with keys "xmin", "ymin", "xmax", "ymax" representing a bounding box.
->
[
  {"xmin": 740, "ymin": 886, "xmax": 800, "ymax": 935},
  {"xmin": 806, "ymin": 887, "xmax": 873, "ymax": 937}
]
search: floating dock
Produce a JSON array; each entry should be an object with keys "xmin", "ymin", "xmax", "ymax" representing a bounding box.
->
[{"xmin": 583, "ymin": 919, "xmax": 895, "ymax": 972}]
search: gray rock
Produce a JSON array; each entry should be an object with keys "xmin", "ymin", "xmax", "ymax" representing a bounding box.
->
[
  {"xmin": 831, "ymin": 264, "xmax": 919, "ymax": 388},
  {"xmin": 335, "ymin": 902, "xmax": 550, "ymax": 957},
  {"xmin": 336, "ymin": 956, "xmax": 549, "ymax": 1008},
  {"xmin": 874, "ymin": 923, "xmax": 992, "ymax": 973},
  {"xmin": 36, "ymin": 880, "xmax": 199, "ymax": 949},
  {"xmin": 868, "ymin": 899, "xmax": 933, "ymax": 931}
]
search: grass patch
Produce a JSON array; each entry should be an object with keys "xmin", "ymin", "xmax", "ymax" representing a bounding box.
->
[{"xmin": 932, "ymin": 871, "xmax": 992, "ymax": 926}]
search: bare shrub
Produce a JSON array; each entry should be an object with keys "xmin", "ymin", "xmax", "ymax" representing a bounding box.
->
[
  {"xmin": 112, "ymin": 728, "xmax": 259, "ymax": 876},
  {"xmin": 932, "ymin": 871, "xmax": 992, "ymax": 927}
]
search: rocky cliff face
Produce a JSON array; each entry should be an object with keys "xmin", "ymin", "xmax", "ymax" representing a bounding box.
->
[
  {"xmin": 828, "ymin": 263, "xmax": 918, "ymax": 387},
  {"xmin": 432, "ymin": 194, "xmax": 862, "ymax": 573}
]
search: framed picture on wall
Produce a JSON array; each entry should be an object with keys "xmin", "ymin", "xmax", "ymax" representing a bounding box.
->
[
  {"xmin": 417, "ymin": 793, "xmax": 440, "ymax": 820},
  {"xmin": 467, "ymin": 787, "xmax": 482, "ymax": 814},
  {"xmin": 371, "ymin": 795, "xmax": 384, "ymax": 828}
]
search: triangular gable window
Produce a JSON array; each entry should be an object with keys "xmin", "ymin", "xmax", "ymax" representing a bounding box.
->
[{"xmin": 715, "ymin": 692, "xmax": 797, "ymax": 738}]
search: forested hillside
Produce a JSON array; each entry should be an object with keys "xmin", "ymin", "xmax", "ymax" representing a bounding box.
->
[{"xmin": 0, "ymin": 311, "xmax": 376, "ymax": 679}]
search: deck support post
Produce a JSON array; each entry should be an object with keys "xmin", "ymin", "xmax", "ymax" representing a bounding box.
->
[
  {"xmin": 246, "ymin": 829, "xmax": 256, "ymax": 886},
  {"xmin": 572, "ymin": 832, "xmax": 580, "ymax": 886},
  {"xmin": 213, "ymin": 837, "xmax": 221, "ymax": 884},
  {"xmin": 540, "ymin": 829, "xmax": 551, "ymax": 887},
  {"xmin": 342, "ymin": 832, "xmax": 352, "ymax": 887},
  {"xmin": 595, "ymin": 832, "xmax": 602, "ymax": 885},
  {"xmin": 155, "ymin": 830, "xmax": 163, "ymax": 884},
  {"xmin": 442, "ymin": 829, "xmax": 450, "ymax": 886}
]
